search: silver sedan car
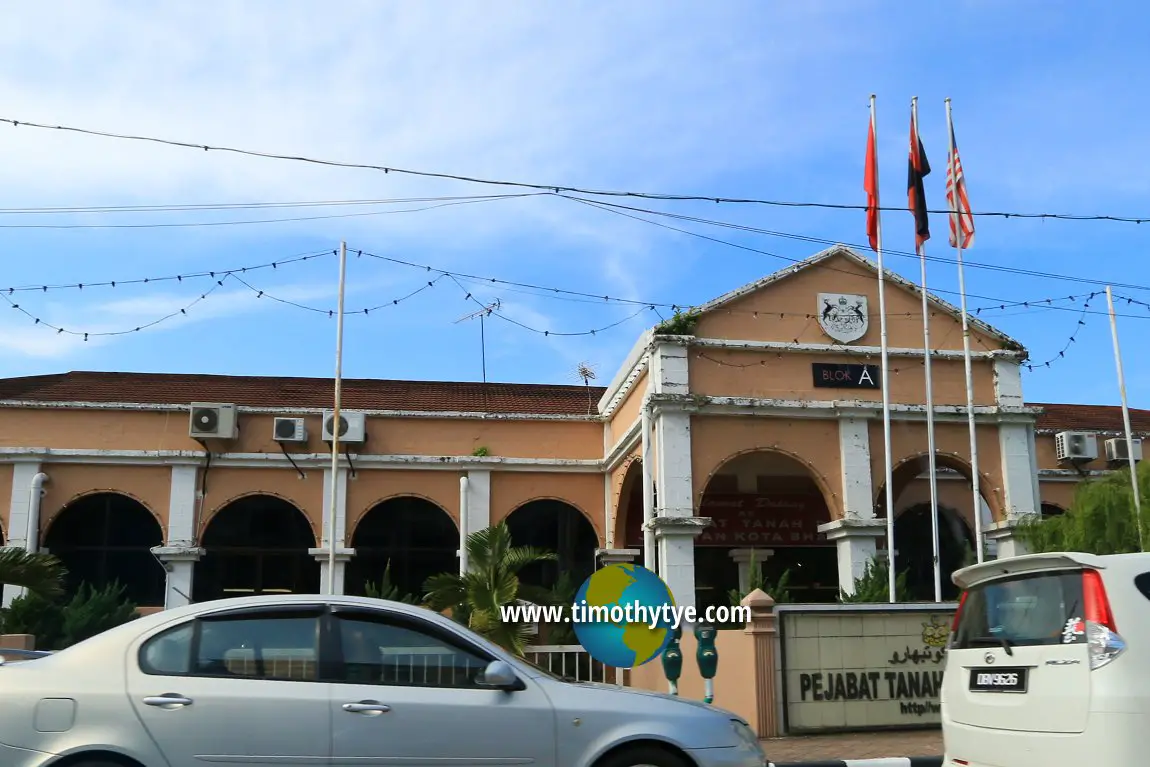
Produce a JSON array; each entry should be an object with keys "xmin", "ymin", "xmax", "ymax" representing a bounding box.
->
[{"xmin": 0, "ymin": 594, "xmax": 766, "ymax": 767}]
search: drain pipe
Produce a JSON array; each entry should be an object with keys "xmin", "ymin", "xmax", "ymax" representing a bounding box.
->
[
  {"xmin": 24, "ymin": 472, "xmax": 49, "ymax": 554},
  {"xmin": 641, "ymin": 398, "xmax": 656, "ymax": 572},
  {"xmin": 459, "ymin": 475, "xmax": 469, "ymax": 575}
]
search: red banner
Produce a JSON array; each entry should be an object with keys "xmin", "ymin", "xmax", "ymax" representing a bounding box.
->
[{"xmin": 625, "ymin": 493, "xmax": 830, "ymax": 548}]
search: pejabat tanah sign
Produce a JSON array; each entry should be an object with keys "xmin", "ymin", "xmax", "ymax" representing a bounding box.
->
[
  {"xmin": 694, "ymin": 493, "xmax": 827, "ymax": 547},
  {"xmin": 778, "ymin": 606, "xmax": 958, "ymax": 733}
]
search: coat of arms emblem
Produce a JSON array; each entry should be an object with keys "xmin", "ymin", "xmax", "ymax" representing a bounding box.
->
[{"xmin": 817, "ymin": 293, "xmax": 868, "ymax": 343}]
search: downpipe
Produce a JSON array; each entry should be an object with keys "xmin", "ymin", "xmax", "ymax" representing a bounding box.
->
[{"xmin": 24, "ymin": 473, "xmax": 49, "ymax": 554}]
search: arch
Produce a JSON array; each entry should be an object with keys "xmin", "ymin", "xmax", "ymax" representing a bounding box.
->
[
  {"xmin": 346, "ymin": 495, "xmax": 459, "ymax": 601},
  {"xmin": 42, "ymin": 491, "xmax": 166, "ymax": 607},
  {"xmin": 877, "ymin": 451, "xmax": 1002, "ymax": 522},
  {"xmin": 505, "ymin": 498, "xmax": 599, "ymax": 593},
  {"xmin": 696, "ymin": 448, "xmax": 840, "ymax": 608},
  {"xmin": 192, "ymin": 494, "xmax": 319, "ymax": 602},
  {"xmin": 893, "ymin": 503, "xmax": 974, "ymax": 601},
  {"xmin": 613, "ymin": 457, "xmax": 645, "ymax": 551},
  {"xmin": 201, "ymin": 489, "xmax": 316, "ymax": 536},
  {"xmin": 1041, "ymin": 502, "xmax": 1066, "ymax": 519}
]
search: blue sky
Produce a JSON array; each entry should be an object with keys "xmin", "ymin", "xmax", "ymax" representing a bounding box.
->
[{"xmin": 1, "ymin": 1, "xmax": 1147, "ymax": 407}]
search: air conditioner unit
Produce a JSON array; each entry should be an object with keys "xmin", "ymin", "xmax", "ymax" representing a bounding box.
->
[
  {"xmin": 1055, "ymin": 431, "xmax": 1098, "ymax": 463},
  {"xmin": 322, "ymin": 410, "xmax": 366, "ymax": 444},
  {"xmin": 273, "ymin": 417, "xmax": 308, "ymax": 443},
  {"xmin": 189, "ymin": 403, "xmax": 239, "ymax": 440},
  {"xmin": 1105, "ymin": 438, "xmax": 1143, "ymax": 463}
]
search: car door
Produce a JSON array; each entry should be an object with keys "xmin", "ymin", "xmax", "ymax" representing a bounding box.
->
[
  {"xmin": 326, "ymin": 605, "xmax": 556, "ymax": 766},
  {"xmin": 126, "ymin": 603, "xmax": 333, "ymax": 767}
]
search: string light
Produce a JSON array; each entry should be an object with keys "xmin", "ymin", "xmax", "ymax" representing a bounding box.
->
[
  {"xmin": 5, "ymin": 115, "xmax": 1149, "ymax": 224},
  {"xmin": 229, "ymin": 273, "xmax": 446, "ymax": 316},
  {"xmin": 1024, "ymin": 293, "xmax": 1098, "ymax": 372}
]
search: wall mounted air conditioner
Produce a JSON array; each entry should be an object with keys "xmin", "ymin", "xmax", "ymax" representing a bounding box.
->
[
  {"xmin": 322, "ymin": 410, "xmax": 366, "ymax": 444},
  {"xmin": 1105, "ymin": 438, "xmax": 1143, "ymax": 464},
  {"xmin": 189, "ymin": 403, "xmax": 239, "ymax": 440},
  {"xmin": 1055, "ymin": 431, "xmax": 1097, "ymax": 463},
  {"xmin": 273, "ymin": 417, "xmax": 308, "ymax": 443}
]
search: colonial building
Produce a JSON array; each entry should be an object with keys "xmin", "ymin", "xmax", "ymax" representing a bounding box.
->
[{"xmin": 1, "ymin": 245, "xmax": 1145, "ymax": 611}]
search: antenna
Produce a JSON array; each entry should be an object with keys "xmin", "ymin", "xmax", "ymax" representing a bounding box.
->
[
  {"xmin": 573, "ymin": 361, "xmax": 599, "ymax": 415},
  {"xmin": 455, "ymin": 299, "xmax": 501, "ymax": 384}
]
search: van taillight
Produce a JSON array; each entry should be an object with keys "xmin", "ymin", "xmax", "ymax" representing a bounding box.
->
[
  {"xmin": 1082, "ymin": 569, "xmax": 1126, "ymax": 670},
  {"xmin": 952, "ymin": 591, "xmax": 968, "ymax": 633}
]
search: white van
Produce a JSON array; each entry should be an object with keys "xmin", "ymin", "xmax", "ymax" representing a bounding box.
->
[{"xmin": 942, "ymin": 551, "xmax": 1150, "ymax": 767}]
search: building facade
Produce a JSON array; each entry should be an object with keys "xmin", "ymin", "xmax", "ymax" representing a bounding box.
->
[{"xmin": 1, "ymin": 245, "xmax": 1146, "ymax": 611}]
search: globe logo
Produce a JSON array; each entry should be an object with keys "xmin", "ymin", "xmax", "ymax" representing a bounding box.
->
[{"xmin": 571, "ymin": 563, "xmax": 676, "ymax": 668}]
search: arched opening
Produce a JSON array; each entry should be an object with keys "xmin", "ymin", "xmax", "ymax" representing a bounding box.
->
[
  {"xmin": 1041, "ymin": 502, "xmax": 1066, "ymax": 519},
  {"xmin": 193, "ymin": 494, "xmax": 319, "ymax": 602},
  {"xmin": 42, "ymin": 492, "xmax": 166, "ymax": 607},
  {"xmin": 893, "ymin": 503, "xmax": 974, "ymax": 601},
  {"xmin": 697, "ymin": 451, "xmax": 838, "ymax": 610},
  {"xmin": 878, "ymin": 455, "xmax": 998, "ymax": 601},
  {"xmin": 505, "ymin": 499, "xmax": 599, "ymax": 593},
  {"xmin": 616, "ymin": 458, "xmax": 645, "ymax": 552},
  {"xmin": 346, "ymin": 496, "xmax": 458, "ymax": 601}
]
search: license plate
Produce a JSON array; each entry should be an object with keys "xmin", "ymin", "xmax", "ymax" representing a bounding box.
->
[{"xmin": 968, "ymin": 667, "xmax": 1028, "ymax": 693}]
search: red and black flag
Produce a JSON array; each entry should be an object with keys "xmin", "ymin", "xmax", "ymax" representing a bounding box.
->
[{"xmin": 907, "ymin": 108, "xmax": 931, "ymax": 248}]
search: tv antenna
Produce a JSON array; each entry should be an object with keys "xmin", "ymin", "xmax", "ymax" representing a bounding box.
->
[{"xmin": 455, "ymin": 299, "xmax": 501, "ymax": 383}]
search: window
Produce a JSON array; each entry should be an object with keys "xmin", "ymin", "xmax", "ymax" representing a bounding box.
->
[
  {"xmin": 195, "ymin": 614, "xmax": 321, "ymax": 681},
  {"xmin": 140, "ymin": 623, "xmax": 195, "ymax": 675},
  {"xmin": 333, "ymin": 612, "xmax": 491, "ymax": 689},
  {"xmin": 952, "ymin": 571, "xmax": 1086, "ymax": 649}
]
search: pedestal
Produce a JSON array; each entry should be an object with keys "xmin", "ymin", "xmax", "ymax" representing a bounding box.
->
[
  {"xmin": 984, "ymin": 515, "xmax": 1038, "ymax": 560},
  {"xmin": 649, "ymin": 516, "xmax": 710, "ymax": 610},
  {"xmin": 596, "ymin": 548, "xmax": 641, "ymax": 568},
  {"xmin": 818, "ymin": 518, "xmax": 886, "ymax": 596},
  {"xmin": 151, "ymin": 545, "xmax": 206, "ymax": 609},
  {"xmin": 310, "ymin": 547, "xmax": 356, "ymax": 595},
  {"xmin": 729, "ymin": 548, "xmax": 774, "ymax": 595}
]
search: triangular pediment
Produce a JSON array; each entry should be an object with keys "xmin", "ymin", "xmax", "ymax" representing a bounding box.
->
[{"xmin": 688, "ymin": 245, "xmax": 1025, "ymax": 354}]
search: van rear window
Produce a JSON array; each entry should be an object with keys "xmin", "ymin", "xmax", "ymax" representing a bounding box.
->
[{"xmin": 952, "ymin": 570, "xmax": 1085, "ymax": 649}]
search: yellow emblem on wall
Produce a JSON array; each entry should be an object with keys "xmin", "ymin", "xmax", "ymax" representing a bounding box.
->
[{"xmin": 921, "ymin": 616, "xmax": 950, "ymax": 648}]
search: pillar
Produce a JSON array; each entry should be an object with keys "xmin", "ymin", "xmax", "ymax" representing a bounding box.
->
[
  {"xmin": 987, "ymin": 421, "xmax": 1041, "ymax": 559},
  {"xmin": 729, "ymin": 548, "xmax": 773, "ymax": 594},
  {"xmin": 151, "ymin": 464, "xmax": 204, "ymax": 609},
  {"xmin": 819, "ymin": 415, "xmax": 884, "ymax": 595},
  {"xmin": 596, "ymin": 548, "xmax": 640, "ymax": 568},
  {"xmin": 741, "ymin": 589, "xmax": 780, "ymax": 738},
  {"xmin": 3, "ymin": 461, "xmax": 43, "ymax": 608},
  {"xmin": 818, "ymin": 519, "xmax": 886, "ymax": 595},
  {"xmin": 652, "ymin": 517, "xmax": 708, "ymax": 610},
  {"xmin": 309, "ymin": 466, "xmax": 354, "ymax": 594}
]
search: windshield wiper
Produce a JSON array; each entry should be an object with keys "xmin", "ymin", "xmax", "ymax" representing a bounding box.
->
[{"xmin": 969, "ymin": 635, "xmax": 1014, "ymax": 656}]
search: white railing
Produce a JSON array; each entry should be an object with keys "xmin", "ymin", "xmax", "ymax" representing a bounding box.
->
[{"xmin": 523, "ymin": 644, "xmax": 627, "ymax": 686}]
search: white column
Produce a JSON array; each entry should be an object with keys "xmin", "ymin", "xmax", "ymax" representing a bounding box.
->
[
  {"xmin": 151, "ymin": 464, "xmax": 204, "ymax": 609},
  {"xmin": 986, "ymin": 421, "xmax": 1041, "ymax": 559},
  {"xmin": 463, "ymin": 470, "xmax": 491, "ymax": 534},
  {"xmin": 2, "ymin": 461, "xmax": 42, "ymax": 607},
  {"xmin": 993, "ymin": 359, "xmax": 1024, "ymax": 408},
  {"xmin": 596, "ymin": 548, "xmax": 640, "ymax": 567},
  {"xmin": 838, "ymin": 416, "xmax": 874, "ymax": 519},
  {"xmin": 729, "ymin": 548, "xmax": 773, "ymax": 594},
  {"xmin": 310, "ymin": 466, "xmax": 354, "ymax": 594}
]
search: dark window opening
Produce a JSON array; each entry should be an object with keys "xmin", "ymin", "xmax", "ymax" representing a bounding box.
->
[
  {"xmin": 346, "ymin": 497, "xmax": 459, "ymax": 600},
  {"xmin": 504, "ymin": 500, "xmax": 598, "ymax": 592}
]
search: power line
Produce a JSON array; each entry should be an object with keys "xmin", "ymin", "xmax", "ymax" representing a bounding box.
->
[
  {"xmin": 4, "ymin": 115, "xmax": 1148, "ymax": 224},
  {"xmin": 0, "ymin": 193, "xmax": 537, "ymax": 215}
]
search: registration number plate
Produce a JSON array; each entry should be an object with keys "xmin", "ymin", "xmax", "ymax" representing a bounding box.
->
[{"xmin": 968, "ymin": 667, "xmax": 1028, "ymax": 693}]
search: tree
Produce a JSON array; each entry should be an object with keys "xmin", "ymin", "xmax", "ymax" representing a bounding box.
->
[
  {"xmin": 0, "ymin": 548, "xmax": 67, "ymax": 598},
  {"xmin": 422, "ymin": 522, "xmax": 556, "ymax": 656},
  {"xmin": 1017, "ymin": 462, "xmax": 1150, "ymax": 555},
  {"xmin": 728, "ymin": 550, "xmax": 793, "ymax": 607},
  {"xmin": 364, "ymin": 561, "xmax": 419, "ymax": 604},
  {"xmin": 839, "ymin": 556, "xmax": 912, "ymax": 603}
]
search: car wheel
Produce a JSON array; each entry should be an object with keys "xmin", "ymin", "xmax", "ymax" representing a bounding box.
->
[
  {"xmin": 69, "ymin": 762, "xmax": 125, "ymax": 767},
  {"xmin": 598, "ymin": 745, "xmax": 691, "ymax": 767}
]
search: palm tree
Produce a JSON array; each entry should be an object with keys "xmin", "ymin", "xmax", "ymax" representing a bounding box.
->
[
  {"xmin": 423, "ymin": 522, "xmax": 556, "ymax": 656},
  {"xmin": 0, "ymin": 548, "xmax": 67, "ymax": 597}
]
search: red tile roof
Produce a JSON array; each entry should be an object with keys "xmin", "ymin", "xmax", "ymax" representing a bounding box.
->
[
  {"xmin": 1030, "ymin": 402, "xmax": 1150, "ymax": 434},
  {"xmin": 0, "ymin": 371, "xmax": 607, "ymax": 417}
]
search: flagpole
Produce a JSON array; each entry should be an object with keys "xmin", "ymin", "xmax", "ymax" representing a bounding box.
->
[
  {"xmin": 911, "ymin": 97, "xmax": 943, "ymax": 603},
  {"xmin": 327, "ymin": 240, "xmax": 348, "ymax": 595},
  {"xmin": 946, "ymin": 98, "xmax": 984, "ymax": 564},
  {"xmin": 868, "ymin": 94, "xmax": 898, "ymax": 604},
  {"xmin": 1105, "ymin": 286, "xmax": 1145, "ymax": 552}
]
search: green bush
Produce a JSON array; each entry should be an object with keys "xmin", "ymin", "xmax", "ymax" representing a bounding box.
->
[
  {"xmin": 839, "ymin": 557, "xmax": 911, "ymax": 603},
  {"xmin": 0, "ymin": 581, "xmax": 138, "ymax": 650}
]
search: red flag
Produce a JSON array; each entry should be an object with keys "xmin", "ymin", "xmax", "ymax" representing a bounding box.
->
[
  {"xmin": 864, "ymin": 109, "xmax": 880, "ymax": 252},
  {"xmin": 907, "ymin": 110, "xmax": 931, "ymax": 248},
  {"xmin": 946, "ymin": 121, "xmax": 975, "ymax": 249}
]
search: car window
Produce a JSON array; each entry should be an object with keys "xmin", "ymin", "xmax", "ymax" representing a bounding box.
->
[
  {"xmin": 140, "ymin": 623, "xmax": 195, "ymax": 675},
  {"xmin": 195, "ymin": 614, "xmax": 321, "ymax": 681},
  {"xmin": 333, "ymin": 612, "xmax": 491, "ymax": 689},
  {"xmin": 952, "ymin": 570, "xmax": 1086, "ymax": 649},
  {"xmin": 1132, "ymin": 572, "xmax": 1150, "ymax": 601}
]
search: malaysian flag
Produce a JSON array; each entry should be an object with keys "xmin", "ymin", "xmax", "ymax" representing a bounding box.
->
[{"xmin": 946, "ymin": 121, "xmax": 975, "ymax": 249}]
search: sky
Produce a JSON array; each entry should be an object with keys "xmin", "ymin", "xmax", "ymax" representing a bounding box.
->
[{"xmin": 1, "ymin": 1, "xmax": 1148, "ymax": 407}]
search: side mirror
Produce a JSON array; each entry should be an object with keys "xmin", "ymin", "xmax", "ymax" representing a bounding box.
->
[{"xmin": 478, "ymin": 660, "xmax": 522, "ymax": 690}]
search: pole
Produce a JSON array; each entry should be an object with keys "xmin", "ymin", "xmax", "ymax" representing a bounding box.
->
[
  {"xmin": 327, "ymin": 241, "xmax": 348, "ymax": 595},
  {"xmin": 946, "ymin": 98, "xmax": 984, "ymax": 564},
  {"xmin": 870, "ymin": 95, "xmax": 898, "ymax": 604},
  {"xmin": 1105, "ymin": 286, "xmax": 1144, "ymax": 552},
  {"xmin": 641, "ymin": 391, "xmax": 656, "ymax": 571},
  {"xmin": 911, "ymin": 97, "xmax": 942, "ymax": 603},
  {"xmin": 480, "ymin": 313, "xmax": 487, "ymax": 384}
]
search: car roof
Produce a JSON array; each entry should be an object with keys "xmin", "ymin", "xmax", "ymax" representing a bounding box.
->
[{"xmin": 952, "ymin": 551, "xmax": 1150, "ymax": 590}]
